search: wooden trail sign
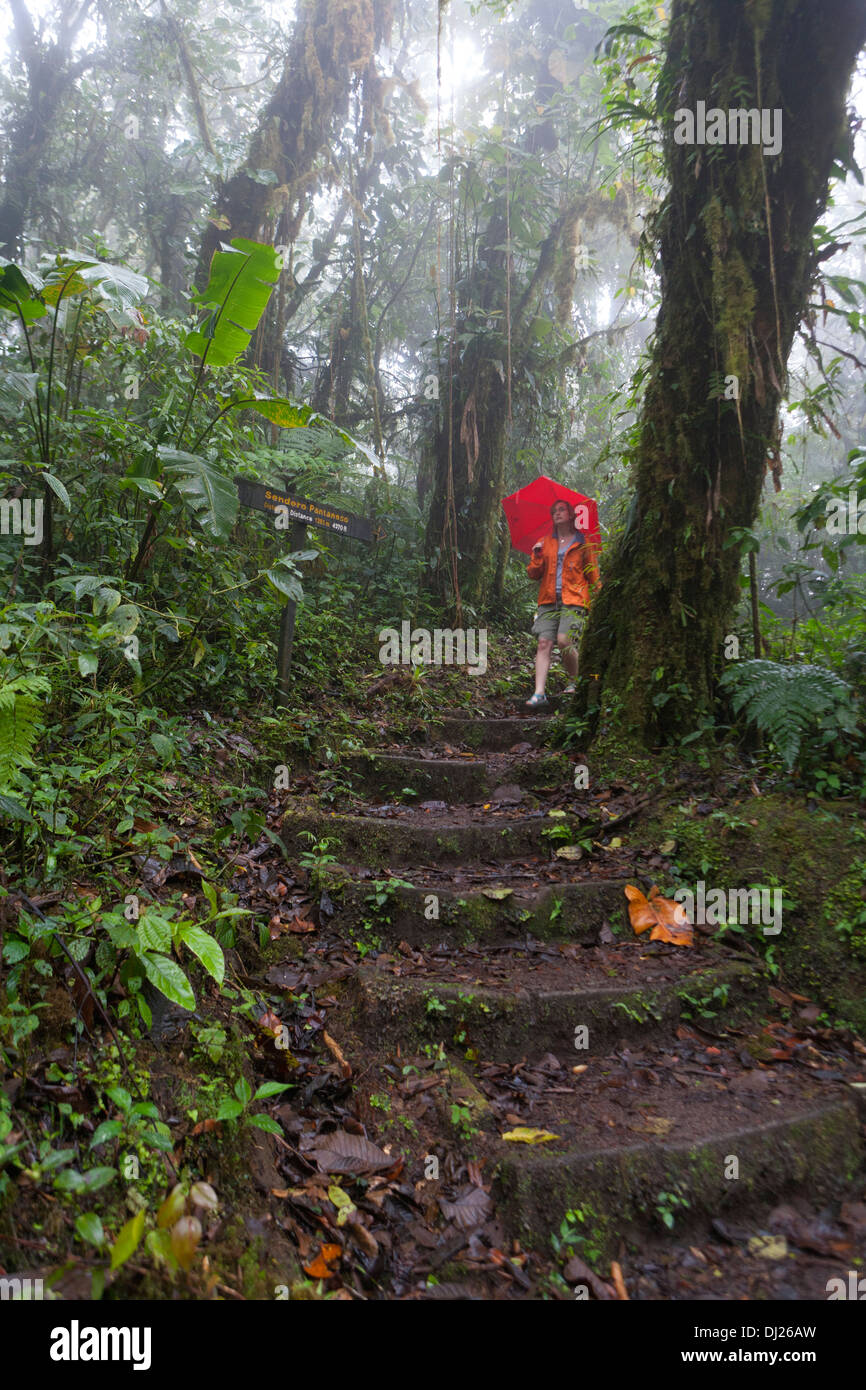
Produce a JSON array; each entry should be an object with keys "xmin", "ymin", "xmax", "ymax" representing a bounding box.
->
[
  {"xmin": 235, "ymin": 477, "xmax": 374, "ymax": 543},
  {"xmin": 235, "ymin": 477, "xmax": 377, "ymax": 707}
]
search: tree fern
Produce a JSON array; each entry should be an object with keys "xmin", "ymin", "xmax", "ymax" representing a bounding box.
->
[
  {"xmin": 720, "ymin": 660, "xmax": 859, "ymax": 769},
  {"xmin": 0, "ymin": 674, "xmax": 51, "ymax": 787}
]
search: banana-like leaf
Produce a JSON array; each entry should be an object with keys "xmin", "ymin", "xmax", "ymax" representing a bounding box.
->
[
  {"xmin": 159, "ymin": 447, "xmax": 239, "ymax": 538},
  {"xmin": 76, "ymin": 259, "xmax": 148, "ymax": 310},
  {"xmin": 184, "ymin": 239, "xmax": 280, "ymax": 367},
  {"xmin": 0, "ymin": 262, "xmax": 46, "ymax": 322},
  {"xmin": 231, "ymin": 394, "xmax": 382, "ymax": 471},
  {"xmin": 0, "ymin": 371, "xmax": 39, "ymax": 414}
]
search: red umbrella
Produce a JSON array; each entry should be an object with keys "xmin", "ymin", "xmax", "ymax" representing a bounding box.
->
[{"xmin": 501, "ymin": 475, "xmax": 601, "ymax": 555}]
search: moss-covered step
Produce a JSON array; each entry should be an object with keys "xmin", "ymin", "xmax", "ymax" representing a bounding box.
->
[
  {"xmin": 322, "ymin": 871, "xmax": 634, "ymax": 945},
  {"xmin": 427, "ymin": 716, "xmax": 554, "ymax": 751},
  {"xmin": 495, "ymin": 1095, "xmax": 863, "ymax": 1259},
  {"xmin": 341, "ymin": 750, "xmax": 566, "ymax": 801},
  {"xmin": 279, "ymin": 803, "xmax": 582, "ymax": 865},
  {"xmin": 343, "ymin": 958, "xmax": 759, "ymax": 1060}
]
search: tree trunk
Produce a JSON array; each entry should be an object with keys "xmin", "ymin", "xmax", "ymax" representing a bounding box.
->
[
  {"xmin": 196, "ymin": 0, "xmax": 386, "ymax": 283},
  {"xmin": 577, "ymin": 0, "xmax": 866, "ymax": 745}
]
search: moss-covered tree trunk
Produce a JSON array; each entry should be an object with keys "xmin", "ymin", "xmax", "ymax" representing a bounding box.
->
[
  {"xmin": 196, "ymin": 0, "xmax": 387, "ymax": 282},
  {"xmin": 577, "ymin": 0, "xmax": 866, "ymax": 746},
  {"xmin": 425, "ymin": 238, "xmax": 510, "ymax": 611}
]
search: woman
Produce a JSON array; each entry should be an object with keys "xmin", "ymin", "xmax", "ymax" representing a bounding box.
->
[{"xmin": 525, "ymin": 498, "xmax": 600, "ymax": 707}]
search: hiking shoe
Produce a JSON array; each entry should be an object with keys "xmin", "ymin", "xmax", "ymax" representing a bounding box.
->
[{"xmin": 526, "ymin": 692, "xmax": 548, "ymax": 707}]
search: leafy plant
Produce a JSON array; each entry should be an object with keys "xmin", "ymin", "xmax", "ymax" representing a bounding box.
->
[{"xmin": 720, "ymin": 659, "xmax": 860, "ymax": 770}]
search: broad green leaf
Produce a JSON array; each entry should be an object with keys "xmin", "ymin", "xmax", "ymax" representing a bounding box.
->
[
  {"xmin": 263, "ymin": 565, "xmax": 303, "ymax": 601},
  {"xmin": 137, "ymin": 915, "xmax": 172, "ymax": 954},
  {"xmin": 75, "ymin": 1213, "xmax": 105, "ymax": 1247},
  {"xmin": 110, "ymin": 1210, "xmax": 145, "ymax": 1270},
  {"xmin": 140, "ymin": 951, "xmax": 195, "ymax": 1010},
  {"xmin": 77, "ymin": 651, "xmax": 99, "ymax": 677},
  {"xmin": 253, "ymin": 1081, "xmax": 290, "ymax": 1100},
  {"xmin": 77, "ymin": 259, "xmax": 148, "ymax": 311},
  {"xmin": 178, "ymin": 923, "xmax": 225, "ymax": 985},
  {"xmin": 159, "ymin": 448, "xmax": 238, "ymax": 539},
  {"xmin": 80, "ymin": 1166, "xmax": 117, "ymax": 1191},
  {"xmin": 247, "ymin": 1114, "xmax": 283, "ymax": 1135},
  {"xmin": 149, "ymin": 732, "xmax": 176, "ymax": 761},
  {"xmin": 0, "ymin": 795, "xmax": 34, "ymax": 825},
  {"xmin": 0, "ymin": 371, "xmax": 39, "ymax": 413},
  {"xmin": 234, "ymin": 1077, "xmax": 252, "ymax": 1106},
  {"xmin": 216, "ymin": 1097, "xmax": 244, "ymax": 1121},
  {"xmin": 40, "ymin": 473, "xmax": 70, "ymax": 509},
  {"xmin": 234, "ymin": 394, "xmax": 316, "ymax": 428},
  {"xmin": 90, "ymin": 1120, "xmax": 123, "ymax": 1148},
  {"xmin": 185, "ymin": 239, "xmax": 281, "ymax": 367},
  {"xmin": 0, "ymin": 261, "xmax": 46, "ymax": 321}
]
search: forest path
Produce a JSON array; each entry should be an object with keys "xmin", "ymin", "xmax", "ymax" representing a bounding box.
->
[{"xmin": 283, "ymin": 696, "xmax": 866, "ymax": 1298}]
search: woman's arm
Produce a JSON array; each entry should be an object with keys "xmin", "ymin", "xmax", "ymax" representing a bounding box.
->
[{"xmin": 527, "ymin": 541, "xmax": 546, "ymax": 579}]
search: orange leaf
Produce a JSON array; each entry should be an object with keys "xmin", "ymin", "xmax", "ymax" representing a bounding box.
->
[
  {"xmin": 288, "ymin": 916, "xmax": 316, "ymax": 934},
  {"xmin": 303, "ymin": 1243, "xmax": 342, "ymax": 1279},
  {"xmin": 610, "ymin": 1260, "xmax": 629, "ymax": 1301},
  {"xmin": 625, "ymin": 884, "xmax": 693, "ymax": 946}
]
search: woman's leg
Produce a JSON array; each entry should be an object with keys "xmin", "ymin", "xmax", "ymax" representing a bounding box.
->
[
  {"xmin": 556, "ymin": 632, "xmax": 579, "ymax": 681},
  {"xmin": 534, "ymin": 637, "xmax": 554, "ymax": 694}
]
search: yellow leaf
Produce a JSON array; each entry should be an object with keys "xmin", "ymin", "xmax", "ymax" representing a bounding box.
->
[
  {"xmin": 329, "ymin": 1185, "xmax": 357, "ymax": 1226},
  {"xmin": 502, "ymin": 1127, "xmax": 561, "ymax": 1144},
  {"xmin": 748, "ymin": 1235, "xmax": 787, "ymax": 1260}
]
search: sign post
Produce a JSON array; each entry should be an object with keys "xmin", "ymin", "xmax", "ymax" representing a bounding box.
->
[
  {"xmin": 274, "ymin": 518, "xmax": 307, "ymax": 708},
  {"xmin": 235, "ymin": 477, "xmax": 379, "ymax": 707}
]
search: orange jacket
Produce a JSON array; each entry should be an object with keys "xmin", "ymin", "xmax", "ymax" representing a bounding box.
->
[{"xmin": 527, "ymin": 533, "xmax": 601, "ymax": 608}]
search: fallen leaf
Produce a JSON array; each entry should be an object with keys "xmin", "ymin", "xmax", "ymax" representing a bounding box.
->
[
  {"xmin": 303, "ymin": 1243, "xmax": 342, "ymax": 1278},
  {"xmin": 328, "ymin": 1185, "xmax": 357, "ymax": 1226},
  {"xmin": 610, "ymin": 1260, "xmax": 629, "ymax": 1300},
  {"xmin": 625, "ymin": 884, "xmax": 693, "ymax": 946},
  {"xmin": 747, "ymin": 1234, "xmax": 787, "ymax": 1260},
  {"xmin": 438, "ymin": 1187, "xmax": 492, "ymax": 1228},
  {"xmin": 563, "ymin": 1254, "xmax": 614, "ymax": 1299},
  {"xmin": 631, "ymin": 1115, "xmax": 673, "ymax": 1136},
  {"xmin": 555, "ymin": 845, "xmax": 583, "ymax": 860},
  {"xmin": 501, "ymin": 1127, "xmax": 561, "ymax": 1144},
  {"xmin": 309, "ymin": 1130, "xmax": 393, "ymax": 1175},
  {"xmin": 288, "ymin": 916, "xmax": 316, "ymax": 934},
  {"xmin": 322, "ymin": 1030, "xmax": 352, "ymax": 1078},
  {"xmin": 482, "ymin": 887, "xmax": 513, "ymax": 900}
]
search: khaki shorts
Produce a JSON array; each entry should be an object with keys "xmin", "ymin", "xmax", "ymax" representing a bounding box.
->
[{"xmin": 532, "ymin": 604, "xmax": 587, "ymax": 643}]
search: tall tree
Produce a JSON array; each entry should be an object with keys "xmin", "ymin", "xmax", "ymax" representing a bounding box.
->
[
  {"xmin": 0, "ymin": 0, "xmax": 101, "ymax": 256},
  {"xmin": 577, "ymin": 0, "xmax": 866, "ymax": 744},
  {"xmin": 196, "ymin": 0, "xmax": 391, "ymax": 282}
]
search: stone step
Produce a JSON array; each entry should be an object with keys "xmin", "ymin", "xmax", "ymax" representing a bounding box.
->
[
  {"xmin": 323, "ymin": 870, "xmax": 634, "ymax": 946},
  {"xmin": 280, "ymin": 803, "xmax": 583, "ymax": 866},
  {"xmin": 496, "ymin": 1095, "xmax": 863, "ymax": 1259},
  {"xmin": 343, "ymin": 750, "xmax": 567, "ymax": 801},
  {"xmin": 345, "ymin": 952, "xmax": 759, "ymax": 1060},
  {"xmin": 427, "ymin": 716, "xmax": 554, "ymax": 751}
]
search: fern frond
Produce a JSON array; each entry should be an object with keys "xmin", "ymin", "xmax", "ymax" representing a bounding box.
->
[
  {"xmin": 0, "ymin": 674, "xmax": 50, "ymax": 786},
  {"xmin": 720, "ymin": 660, "xmax": 857, "ymax": 769}
]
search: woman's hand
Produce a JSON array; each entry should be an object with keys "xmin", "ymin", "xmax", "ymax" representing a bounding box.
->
[{"xmin": 532, "ymin": 540, "xmax": 543, "ymax": 553}]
